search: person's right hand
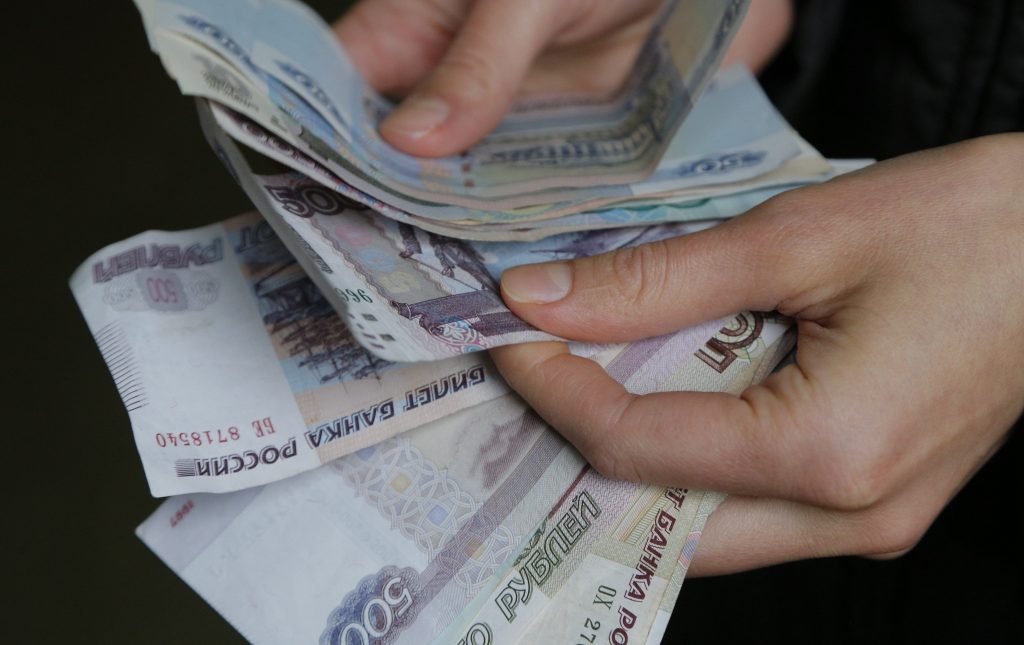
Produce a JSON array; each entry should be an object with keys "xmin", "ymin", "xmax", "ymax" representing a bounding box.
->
[{"xmin": 489, "ymin": 133, "xmax": 1024, "ymax": 574}]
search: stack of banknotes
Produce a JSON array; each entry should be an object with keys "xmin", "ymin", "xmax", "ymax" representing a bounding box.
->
[
  {"xmin": 73, "ymin": 213, "xmax": 796, "ymax": 644},
  {"xmin": 69, "ymin": 0, "xmax": 872, "ymax": 642},
  {"xmin": 132, "ymin": 0, "xmax": 847, "ymax": 241}
]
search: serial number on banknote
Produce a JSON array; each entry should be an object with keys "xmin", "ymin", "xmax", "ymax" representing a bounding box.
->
[
  {"xmin": 152, "ymin": 416, "xmax": 278, "ymax": 448},
  {"xmin": 577, "ymin": 584, "xmax": 618, "ymax": 645}
]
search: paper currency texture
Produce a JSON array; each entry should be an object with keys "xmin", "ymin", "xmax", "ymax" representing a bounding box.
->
[
  {"xmin": 137, "ymin": 314, "xmax": 795, "ymax": 644},
  {"xmin": 70, "ymin": 213, "xmax": 509, "ymax": 496}
]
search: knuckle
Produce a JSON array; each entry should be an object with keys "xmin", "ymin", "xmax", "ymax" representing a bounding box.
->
[
  {"xmin": 758, "ymin": 182, "xmax": 816, "ymax": 221},
  {"xmin": 952, "ymin": 133, "xmax": 1024, "ymax": 202},
  {"xmin": 437, "ymin": 48, "xmax": 501, "ymax": 101},
  {"xmin": 585, "ymin": 444, "xmax": 643, "ymax": 483},
  {"xmin": 809, "ymin": 442, "xmax": 895, "ymax": 512},
  {"xmin": 577, "ymin": 396, "xmax": 645, "ymax": 483},
  {"xmin": 751, "ymin": 186, "xmax": 820, "ymax": 244},
  {"xmin": 795, "ymin": 399, "xmax": 907, "ymax": 512},
  {"xmin": 606, "ymin": 240, "xmax": 673, "ymax": 308},
  {"xmin": 749, "ymin": 181, "xmax": 877, "ymax": 302},
  {"xmin": 754, "ymin": 190, "xmax": 835, "ymax": 272},
  {"xmin": 857, "ymin": 512, "xmax": 930, "ymax": 558},
  {"xmin": 818, "ymin": 477, "xmax": 883, "ymax": 513}
]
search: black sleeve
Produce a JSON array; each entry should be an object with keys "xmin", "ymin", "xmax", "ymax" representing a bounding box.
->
[{"xmin": 761, "ymin": 0, "xmax": 1024, "ymax": 159}]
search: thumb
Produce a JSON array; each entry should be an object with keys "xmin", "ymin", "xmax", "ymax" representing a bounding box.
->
[
  {"xmin": 379, "ymin": 0, "xmax": 562, "ymax": 157},
  {"xmin": 500, "ymin": 189, "xmax": 859, "ymax": 342}
]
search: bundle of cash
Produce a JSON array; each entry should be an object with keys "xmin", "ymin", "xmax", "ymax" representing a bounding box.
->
[
  {"xmin": 136, "ymin": 309, "xmax": 794, "ymax": 645},
  {"xmin": 71, "ymin": 206, "xmax": 793, "ymax": 495},
  {"xmin": 73, "ymin": 209, "xmax": 795, "ymax": 643},
  {"xmin": 198, "ymin": 98, "xmax": 868, "ymax": 364},
  {"xmin": 66, "ymin": 1, "xmax": 874, "ymax": 641},
  {"xmin": 132, "ymin": 0, "xmax": 842, "ymax": 240}
]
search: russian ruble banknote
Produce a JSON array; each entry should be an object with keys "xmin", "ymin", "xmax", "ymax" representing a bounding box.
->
[
  {"xmin": 70, "ymin": 96, "xmax": 867, "ymax": 494},
  {"xmin": 137, "ymin": 312, "xmax": 794, "ymax": 645},
  {"xmin": 202, "ymin": 102, "xmax": 866, "ymax": 364},
  {"xmin": 210, "ymin": 96, "xmax": 852, "ymax": 241},
  {"xmin": 70, "ymin": 212, "xmax": 513, "ymax": 496},
  {"xmin": 443, "ymin": 317, "xmax": 794, "ymax": 645},
  {"xmin": 134, "ymin": 0, "xmax": 751, "ymax": 211},
  {"xmin": 70, "ymin": 201, "xmax": 797, "ymax": 496},
  {"xmin": 202, "ymin": 65, "xmax": 837, "ymax": 238},
  {"xmin": 641, "ymin": 490, "xmax": 726, "ymax": 645},
  {"xmin": 508, "ymin": 318, "xmax": 792, "ymax": 645}
]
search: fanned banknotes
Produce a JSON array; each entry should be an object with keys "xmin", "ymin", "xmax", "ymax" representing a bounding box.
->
[
  {"xmin": 199, "ymin": 99, "xmax": 869, "ymax": 364},
  {"xmin": 203, "ymin": 67, "xmax": 837, "ymax": 240},
  {"xmin": 130, "ymin": 0, "xmax": 857, "ymax": 244},
  {"xmin": 70, "ymin": 208, "xmax": 796, "ymax": 496},
  {"xmin": 134, "ymin": 0, "xmax": 751, "ymax": 207},
  {"xmin": 130, "ymin": 0, "xmax": 854, "ymax": 242},
  {"xmin": 137, "ymin": 312, "xmax": 794, "ymax": 645},
  {"xmin": 80, "ymin": 3, "xmax": 875, "ymax": 641}
]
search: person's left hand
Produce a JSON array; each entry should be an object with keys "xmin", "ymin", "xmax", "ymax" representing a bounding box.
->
[
  {"xmin": 333, "ymin": 0, "xmax": 792, "ymax": 157},
  {"xmin": 489, "ymin": 134, "xmax": 1024, "ymax": 575}
]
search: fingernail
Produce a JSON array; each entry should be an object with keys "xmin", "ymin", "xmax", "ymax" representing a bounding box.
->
[
  {"xmin": 502, "ymin": 263, "xmax": 573, "ymax": 304},
  {"xmin": 381, "ymin": 96, "xmax": 450, "ymax": 139}
]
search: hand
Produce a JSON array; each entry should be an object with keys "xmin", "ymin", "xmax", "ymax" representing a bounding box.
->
[
  {"xmin": 490, "ymin": 134, "xmax": 1024, "ymax": 574},
  {"xmin": 334, "ymin": 0, "xmax": 793, "ymax": 157}
]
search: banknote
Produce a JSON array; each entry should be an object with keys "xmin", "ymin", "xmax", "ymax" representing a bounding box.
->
[
  {"xmin": 69, "ymin": 195, "xmax": 799, "ymax": 494},
  {"xmin": 137, "ymin": 313, "xmax": 793, "ymax": 644},
  {"xmin": 134, "ymin": 0, "xmax": 750, "ymax": 206},
  {"xmin": 208, "ymin": 97, "xmax": 866, "ymax": 243},
  {"xmin": 203, "ymin": 102, "xmax": 810, "ymax": 364},
  {"xmin": 157, "ymin": 23, "xmax": 814, "ymax": 225},
  {"xmin": 642, "ymin": 491, "xmax": 726, "ymax": 645},
  {"xmin": 202, "ymin": 66, "xmax": 834, "ymax": 234},
  {"xmin": 70, "ymin": 212, "xmax": 511, "ymax": 496},
  {"xmin": 439, "ymin": 316, "xmax": 795, "ymax": 644},
  {"xmin": 638, "ymin": 322, "xmax": 798, "ymax": 645},
  {"xmin": 447, "ymin": 481, "xmax": 714, "ymax": 645},
  {"xmin": 510, "ymin": 489, "xmax": 721, "ymax": 645}
]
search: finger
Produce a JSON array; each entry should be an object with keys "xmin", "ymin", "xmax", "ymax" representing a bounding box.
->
[
  {"xmin": 720, "ymin": 0, "xmax": 794, "ymax": 74},
  {"xmin": 690, "ymin": 459, "xmax": 960, "ymax": 576},
  {"xmin": 490, "ymin": 341, "xmax": 824, "ymax": 502},
  {"xmin": 687, "ymin": 496, "xmax": 852, "ymax": 576},
  {"xmin": 499, "ymin": 187, "xmax": 867, "ymax": 343},
  {"xmin": 334, "ymin": 0, "xmax": 458, "ymax": 94},
  {"xmin": 684, "ymin": 494, "xmax": 908, "ymax": 576},
  {"xmin": 379, "ymin": 0, "xmax": 563, "ymax": 156}
]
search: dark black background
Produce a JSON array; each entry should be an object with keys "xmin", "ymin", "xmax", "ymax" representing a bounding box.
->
[{"xmin": 6, "ymin": 2, "xmax": 1021, "ymax": 643}]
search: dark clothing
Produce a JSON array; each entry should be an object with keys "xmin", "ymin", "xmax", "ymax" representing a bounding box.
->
[
  {"xmin": 667, "ymin": 2, "xmax": 1024, "ymax": 642},
  {"xmin": 763, "ymin": 0, "xmax": 1024, "ymax": 159}
]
